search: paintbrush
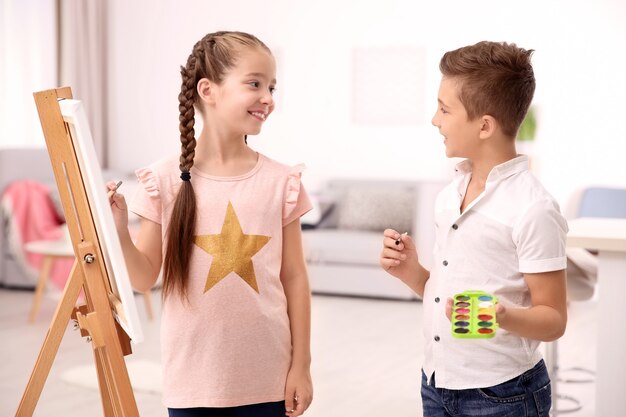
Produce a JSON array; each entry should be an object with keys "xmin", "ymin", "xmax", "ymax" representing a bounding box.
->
[
  {"xmin": 107, "ymin": 180, "xmax": 123, "ymax": 198},
  {"xmin": 395, "ymin": 231, "xmax": 408, "ymax": 245}
]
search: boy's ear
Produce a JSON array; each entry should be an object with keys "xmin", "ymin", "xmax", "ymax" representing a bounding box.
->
[
  {"xmin": 197, "ymin": 78, "xmax": 216, "ymax": 105},
  {"xmin": 478, "ymin": 115, "xmax": 498, "ymax": 140}
]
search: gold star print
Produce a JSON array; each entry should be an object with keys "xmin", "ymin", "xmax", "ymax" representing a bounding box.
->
[{"xmin": 194, "ymin": 201, "xmax": 271, "ymax": 293}]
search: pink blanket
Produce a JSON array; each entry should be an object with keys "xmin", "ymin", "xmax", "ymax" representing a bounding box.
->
[{"xmin": 1, "ymin": 180, "xmax": 73, "ymax": 289}]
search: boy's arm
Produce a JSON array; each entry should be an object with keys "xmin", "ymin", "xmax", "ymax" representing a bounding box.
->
[
  {"xmin": 380, "ymin": 229, "xmax": 430, "ymax": 297},
  {"xmin": 280, "ymin": 219, "xmax": 313, "ymax": 416},
  {"xmin": 497, "ymin": 199, "xmax": 569, "ymax": 341},
  {"xmin": 496, "ymin": 269, "xmax": 568, "ymax": 341}
]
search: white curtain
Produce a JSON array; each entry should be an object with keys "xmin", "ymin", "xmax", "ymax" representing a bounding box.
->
[
  {"xmin": 59, "ymin": 0, "xmax": 108, "ymax": 167},
  {"xmin": 0, "ymin": 0, "xmax": 58, "ymax": 149}
]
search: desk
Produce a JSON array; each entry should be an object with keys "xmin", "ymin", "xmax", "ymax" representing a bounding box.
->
[
  {"xmin": 24, "ymin": 239, "xmax": 154, "ymax": 323},
  {"xmin": 566, "ymin": 217, "xmax": 626, "ymax": 417}
]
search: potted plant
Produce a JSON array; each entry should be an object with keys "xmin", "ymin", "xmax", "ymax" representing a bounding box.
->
[{"xmin": 516, "ymin": 105, "xmax": 537, "ymax": 156}]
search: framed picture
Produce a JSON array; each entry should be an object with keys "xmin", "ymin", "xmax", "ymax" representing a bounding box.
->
[{"xmin": 59, "ymin": 99, "xmax": 144, "ymax": 343}]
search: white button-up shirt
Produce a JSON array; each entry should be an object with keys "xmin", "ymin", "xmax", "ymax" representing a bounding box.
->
[{"xmin": 422, "ymin": 155, "xmax": 568, "ymax": 389}]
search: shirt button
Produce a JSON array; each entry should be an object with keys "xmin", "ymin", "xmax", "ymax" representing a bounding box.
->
[
  {"xmin": 435, "ymin": 297, "xmax": 440, "ymax": 303},
  {"xmin": 434, "ymin": 335, "xmax": 440, "ymax": 342},
  {"xmin": 442, "ymin": 260, "xmax": 448, "ymax": 266},
  {"xmin": 452, "ymin": 224, "xmax": 458, "ymax": 230}
]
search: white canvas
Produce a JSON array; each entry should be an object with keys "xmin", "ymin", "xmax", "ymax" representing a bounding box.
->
[{"xmin": 59, "ymin": 99, "xmax": 144, "ymax": 343}]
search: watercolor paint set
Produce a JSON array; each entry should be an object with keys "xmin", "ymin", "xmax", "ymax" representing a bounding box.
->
[{"xmin": 451, "ymin": 290, "xmax": 498, "ymax": 339}]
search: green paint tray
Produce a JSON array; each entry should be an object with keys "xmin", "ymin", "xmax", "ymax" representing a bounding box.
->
[{"xmin": 451, "ymin": 290, "xmax": 498, "ymax": 339}]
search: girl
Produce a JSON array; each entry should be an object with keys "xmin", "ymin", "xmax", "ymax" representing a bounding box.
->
[{"xmin": 110, "ymin": 31, "xmax": 313, "ymax": 417}]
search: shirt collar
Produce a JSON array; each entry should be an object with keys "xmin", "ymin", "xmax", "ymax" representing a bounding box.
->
[{"xmin": 453, "ymin": 155, "xmax": 530, "ymax": 183}]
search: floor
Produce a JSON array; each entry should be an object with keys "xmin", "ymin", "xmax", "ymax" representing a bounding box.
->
[{"xmin": 1, "ymin": 287, "xmax": 597, "ymax": 417}]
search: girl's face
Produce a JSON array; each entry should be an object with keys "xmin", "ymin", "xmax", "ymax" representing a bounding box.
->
[
  {"xmin": 431, "ymin": 77, "xmax": 482, "ymax": 159},
  {"xmin": 211, "ymin": 48, "xmax": 276, "ymax": 137}
]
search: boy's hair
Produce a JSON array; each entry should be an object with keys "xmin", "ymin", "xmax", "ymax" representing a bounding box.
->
[
  {"xmin": 439, "ymin": 41, "xmax": 535, "ymax": 138},
  {"xmin": 164, "ymin": 31, "xmax": 271, "ymax": 300}
]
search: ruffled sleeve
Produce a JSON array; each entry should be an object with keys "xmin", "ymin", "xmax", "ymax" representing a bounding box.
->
[
  {"xmin": 282, "ymin": 164, "xmax": 313, "ymax": 226},
  {"xmin": 135, "ymin": 167, "xmax": 160, "ymax": 197},
  {"xmin": 128, "ymin": 167, "xmax": 162, "ymax": 224}
]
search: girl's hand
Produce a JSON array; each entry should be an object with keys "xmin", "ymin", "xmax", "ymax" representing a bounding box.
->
[
  {"xmin": 379, "ymin": 229, "xmax": 419, "ymax": 285},
  {"xmin": 284, "ymin": 366, "xmax": 313, "ymax": 416},
  {"xmin": 107, "ymin": 180, "xmax": 128, "ymax": 233}
]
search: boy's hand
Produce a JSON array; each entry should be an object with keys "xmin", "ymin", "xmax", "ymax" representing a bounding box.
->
[
  {"xmin": 379, "ymin": 229, "xmax": 419, "ymax": 285},
  {"xmin": 494, "ymin": 303, "xmax": 506, "ymax": 325},
  {"xmin": 445, "ymin": 297, "xmax": 454, "ymax": 321}
]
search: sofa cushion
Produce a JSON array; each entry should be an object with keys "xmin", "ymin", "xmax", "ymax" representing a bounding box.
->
[
  {"xmin": 301, "ymin": 194, "xmax": 336, "ymax": 229},
  {"xmin": 336, "ymin": 187, "xmax": 414, "ymax": 233},
  {"xmin": 302, "ymin": 229, "xmax": 384, "ymax": 267}
]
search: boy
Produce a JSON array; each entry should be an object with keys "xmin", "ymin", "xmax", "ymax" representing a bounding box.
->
[{"xmin": 380, "ymin": 41, "xmax": 568, "ymax": 417}]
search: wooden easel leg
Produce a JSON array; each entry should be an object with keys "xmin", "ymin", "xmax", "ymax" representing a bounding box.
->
[
  {"xmin": 28, "ymin": 88, "xmax": 141, "ymax": 416},
  {"xmin": 92, "ymin": 341, "xmax": 139, "ymax": 416},
  {"xmin": 99, "ymin": 330, "xmax": 139, "ymax": 417},
  {"xmin": 16, "ymin": 261, "xmax": 82, "ymax": 417},
  {"xmin": 29, "ymin": 255, "xmax": 54, "ymax": 323},
  {"xmin": 74, "ymin": 241, "xmax": 139, "ymax": 417},
  {"xmin": 95, "ymin": 347, "xmax": 117, "ymax": 417}
]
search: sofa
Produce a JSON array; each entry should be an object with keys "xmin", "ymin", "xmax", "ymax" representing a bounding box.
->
[{"xmin": 302, "ymin": 178, "xmax": 447, "ymax": 300}]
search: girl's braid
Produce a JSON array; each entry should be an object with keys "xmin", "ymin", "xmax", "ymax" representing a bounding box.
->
[{"xmin": 177, "ymin": 44, "xmax": 204, "ymax": 174}]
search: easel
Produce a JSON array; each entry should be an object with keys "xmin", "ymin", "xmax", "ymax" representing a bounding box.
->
[{"xmin": 15, "ymin": 87, "xmax": 139, "ymax": 416}]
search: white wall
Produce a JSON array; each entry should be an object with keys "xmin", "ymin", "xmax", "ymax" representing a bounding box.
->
[
  {"xmin": 106, "ymin": 0, "xmax": 626, "ymax": 207},
  {"xmin": 0, "ymin": 0, "xmax": 57, "ymax": 148}
]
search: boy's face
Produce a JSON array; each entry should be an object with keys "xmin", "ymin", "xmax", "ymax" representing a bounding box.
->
[{"xmin": 431, "ymin": 77, "xmax": 482, "ymax": 159}]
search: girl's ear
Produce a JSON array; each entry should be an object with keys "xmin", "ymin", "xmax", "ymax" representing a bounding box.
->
[
  {"xmin": 197, "ymin": 78, "xmax": 216, "ymax": 105},
  {"xmin": 478, "ymin": 115, "xmax": 497, "ymax": 140}
]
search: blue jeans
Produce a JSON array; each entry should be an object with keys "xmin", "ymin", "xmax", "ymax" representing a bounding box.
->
[
  {"xmin": 421, "ymin": 360, "xmax": 551, "ymax": 417},
  {"xmin": 168, "ymin": 401, "xmax": 285, "ymax": 417}
]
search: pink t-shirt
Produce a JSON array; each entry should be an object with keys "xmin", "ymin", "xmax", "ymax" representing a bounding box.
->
[{"xmin": 129, "ymin": 153, "xmax": 312, "ymax": 408}]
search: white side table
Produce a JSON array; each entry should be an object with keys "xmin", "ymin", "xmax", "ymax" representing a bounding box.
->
[
  {"xmin": 566, "ymin": 217, "xmax": 626, "ymax": 417},
  {"xmin": 24, "ymin": 238, "xmax": 154, "ymax": 323},
  {"xmin": 24, "ymin": 239, "xmax": 74, "ymax": 323}
]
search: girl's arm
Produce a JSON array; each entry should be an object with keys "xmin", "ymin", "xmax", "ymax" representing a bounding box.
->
[
  {"xmin": 117, "ymin": 217, "xmax": 162, "ymax": 293},
  {"xmin": 109, "ymin": 187, "xmax": 162, "ymax": 292},
  {"xmin": 280, "ymin": 219, "xmax": 313, "ymax": 416}
]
